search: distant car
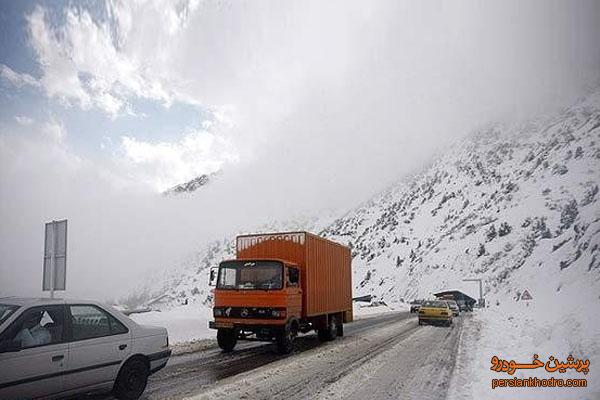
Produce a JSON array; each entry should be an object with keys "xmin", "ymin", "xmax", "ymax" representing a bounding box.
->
[
  {"xmin": 409, "ymin": 300, "xmax": 422, "ymax": 313},
  {"xmin": 445, "ymin": 300, "xmax": 460, "ymax": 317},
  {"xmin": 418, "ymin": 300, "xmax": 452, "ymax": 327},
  {"xmin": 0, "ymin": 298, "xmax": 171, "ymax": 400}
]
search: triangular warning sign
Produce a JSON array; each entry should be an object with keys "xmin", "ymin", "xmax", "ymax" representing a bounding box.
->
[{"xmin": 521, "ymin": 289, "xmax": 533, "ymax": 300}]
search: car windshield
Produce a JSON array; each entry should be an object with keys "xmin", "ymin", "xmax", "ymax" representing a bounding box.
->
[
  {"xmin": 217, "ymin": 260, "xmax": 283, "ymax": 290},
  {"xmin": 421, "ymin": 300, "xmax": 447, "ymax": 308},
  {"xmin": 0, "ymin": 304, "xmax": 19, "ymax": 325}
]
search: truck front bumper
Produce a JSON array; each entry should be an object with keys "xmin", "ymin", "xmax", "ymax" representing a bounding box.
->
[{"xmin": 209, "ymin": 320, "xmax": 235, "ymax": 329}]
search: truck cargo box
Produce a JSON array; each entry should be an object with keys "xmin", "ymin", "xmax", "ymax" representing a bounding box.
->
[{"xmin": 236, "ymin": 232, "xmax": 352, "ymax": 319}]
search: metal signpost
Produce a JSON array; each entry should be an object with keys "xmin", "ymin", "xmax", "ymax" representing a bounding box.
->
[
  {"xmin": 43, "ymin": 220, "xmax": 67, "ymax": 298},
  {"xmin": 463, "ymin": 278, "xmax": 485, "ymax": 308}
]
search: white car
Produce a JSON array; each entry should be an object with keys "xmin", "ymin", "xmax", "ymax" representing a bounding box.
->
[{"xmin": 0, "ymin": 298, "xmax": 171, "ymax": 400}]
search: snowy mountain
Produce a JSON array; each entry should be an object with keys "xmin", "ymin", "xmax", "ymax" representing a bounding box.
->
[
  {"xmin": 322, "ymin": 89, "xmax": 600, "ymax": 307},
  {"xmin": 134, "ymin": 89, "xmax": 600, "ymax": 319}
]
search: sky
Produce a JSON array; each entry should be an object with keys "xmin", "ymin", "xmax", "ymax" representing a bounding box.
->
[{"xmin": 1, "ymin": 0, "xmax": 599, "ymax": 300}]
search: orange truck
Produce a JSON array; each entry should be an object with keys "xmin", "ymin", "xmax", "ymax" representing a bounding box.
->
[{"xmin": 209, "ymin": 232, "xmax": 353, "ymax": 354}]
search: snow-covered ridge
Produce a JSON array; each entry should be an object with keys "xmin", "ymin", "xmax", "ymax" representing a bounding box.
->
[{"xmin": 322, "ymin": 90, "xmax": 600, "ymax": 305}]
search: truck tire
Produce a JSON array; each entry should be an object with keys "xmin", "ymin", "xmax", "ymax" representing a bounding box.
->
[
  {"xmin": 113, "ymin": 358, "xmax": 149, "ymax": 400},
  {"xmin": 328, "ymin": 316, "xmax": 339, "ymax": 341},
  {"xmin": 318, "ymin": 315, "xmax": 338, "ymax": 342},
  {"xmin": 217, "ymin": 328, "xmax": 238, "ymax": 352},
  {"xmin": 337, "ymin": 320, "xmax": 344, "ymax": 337},
  {"xmin": 276, "ymin": 322, "xmax": 297, "ymax": 354}
]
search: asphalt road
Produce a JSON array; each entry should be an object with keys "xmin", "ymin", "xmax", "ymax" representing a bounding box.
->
[{"xmin": 89, "ymin": 311, "xmax": 465, "ymax": 400}]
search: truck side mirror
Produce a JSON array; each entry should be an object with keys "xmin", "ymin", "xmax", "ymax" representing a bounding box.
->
[
  {"xmin": 288, "ymin": 268, "xmax": 299, "ymax": 285},
  {"xmin": 209, "ymin": 267, "xmax": 218, "ymax": 287}
]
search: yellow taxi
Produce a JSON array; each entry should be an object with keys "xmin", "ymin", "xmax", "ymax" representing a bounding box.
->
[{"xmin": 418, "ymin": 299, "xmax": 453, "ymax": 326}]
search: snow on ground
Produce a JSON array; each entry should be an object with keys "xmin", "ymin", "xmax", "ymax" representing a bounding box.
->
[
  {"xmin": 186, "ymin": 316, "xmax": 422, "ymax": 400},
  {"xmin": 353, "ymin": 301, "xmax": 406, "ymax": 318},
  {"xmin": 450, "ymin": 304, "xmax": 600, "ymax": 399},
  {"xmin": 130, "ymin": 304, "xmax": 213, "ymax": 344},
  {"xmin": 128, "ymin": 301, "xmax": 399, "ymax": 346}
]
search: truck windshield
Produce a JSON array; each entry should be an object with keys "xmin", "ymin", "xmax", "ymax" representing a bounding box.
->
[{"xmin": 217, "ymin": 261, "xmax": 283, "ymax": 290}]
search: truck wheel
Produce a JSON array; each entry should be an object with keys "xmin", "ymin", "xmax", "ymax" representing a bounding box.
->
[
  {"xmin": 276, "ymin": 323, "xmax": 297, "ymax": 354},
  {"xmin": 328, "ymin": 316, "xmax": 339, "ymax": 341},
  {"xmin": 337, "ymin": 321, "xmax": 344, "ymax": 337},
  {"xmin": 113, "ymin": 358, "xmax": 149, "ymax": 400},
  {"xmin": 217, "ymin": 328, "xmax": 238, "ymax": 352}
]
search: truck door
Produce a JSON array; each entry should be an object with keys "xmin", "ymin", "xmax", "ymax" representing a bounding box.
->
[{"xmin": 287, "ymin": 267, "xmax": 302, "ymax": 318}]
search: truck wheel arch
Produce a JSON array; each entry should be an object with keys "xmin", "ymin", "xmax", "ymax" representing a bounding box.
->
[{"xmin": 288, "ymin": 318, "xmax": 300, "ymax": 335}]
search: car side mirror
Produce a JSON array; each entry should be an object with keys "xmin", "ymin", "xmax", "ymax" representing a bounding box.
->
[
  {"xmin": 0, "ymin": 340, "xmax": 21, "ymax": 353},
  {"xmin": 209, "ymin": 267, "xmax": 218, "ymax": 287}
]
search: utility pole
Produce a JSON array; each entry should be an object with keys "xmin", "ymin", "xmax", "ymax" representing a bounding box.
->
[
  {"xmin": 49, "ymin": 221, "xmax": 55, "ymax": 299},
  {"xmin": 463, "ymin": 278, "xmax": 484, "ymax": 308}
]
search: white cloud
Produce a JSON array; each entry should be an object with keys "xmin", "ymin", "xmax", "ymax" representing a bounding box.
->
[
  {"xmin": 0, "ymin": 64, "xmax": 40, "ymax": 88},
  {"xmin": 117, "ymin": 128, "xmax": 238, "ymax": 191},
  {"xmin": 26, "ymin": 2, "xmax": 198, "ymax": 118},
  {"xmin": 41, "ymin": 117, "xmax": 66, "ymax": 144},
  {"xmin": 14, "ymin": 115, "xmax": 34, "ymax": 126}
]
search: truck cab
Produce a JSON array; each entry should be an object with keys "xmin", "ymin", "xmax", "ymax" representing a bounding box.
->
[{"xmin": 209, "ymin": 259, "xmax": 302, "ymax": 353}]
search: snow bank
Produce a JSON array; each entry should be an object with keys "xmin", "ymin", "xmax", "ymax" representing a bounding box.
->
[
  {"xmin": 130, "ymin": 304, "xmax": 213, "ymax": 344},
  {"xmin": 450, "ymin": 303, "xmax": 600, "ymax": 399},
  {"xmin": 353, "ymin": 301, "xmax": 406, "ymax": 318}
]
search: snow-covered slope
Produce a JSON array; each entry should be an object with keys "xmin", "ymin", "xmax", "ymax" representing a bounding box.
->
[
  {"xmin": 323, "ymin": 90, "xmax": 600, "ymax": 307},
  {"xmin": 320, "ymin": 89, "xmax": 600, "ymax": 398}
]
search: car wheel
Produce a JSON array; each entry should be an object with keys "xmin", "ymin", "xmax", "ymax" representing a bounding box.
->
[
  {"xmin": 217, "ymin": 328, "xmax": 238, "ymax": 352},
  {"xmin": 113, "ymin": 358, "xmax": 149, "ymax": 400}
]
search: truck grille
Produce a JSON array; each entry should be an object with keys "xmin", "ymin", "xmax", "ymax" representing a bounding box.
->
[{"xmin": 214, "ymin": 307, "xmax": 286, "ymax": 319}]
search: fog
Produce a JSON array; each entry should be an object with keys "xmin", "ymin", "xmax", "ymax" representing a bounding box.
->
[{"xmin": 1, "ymin": 0, "xmax": 599, "ymax": 301}]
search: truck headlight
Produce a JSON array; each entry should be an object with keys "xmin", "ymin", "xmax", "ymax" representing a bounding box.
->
[{"xmin": 213, "ymin": 308, "xmax": 223, "ymax": 317}]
